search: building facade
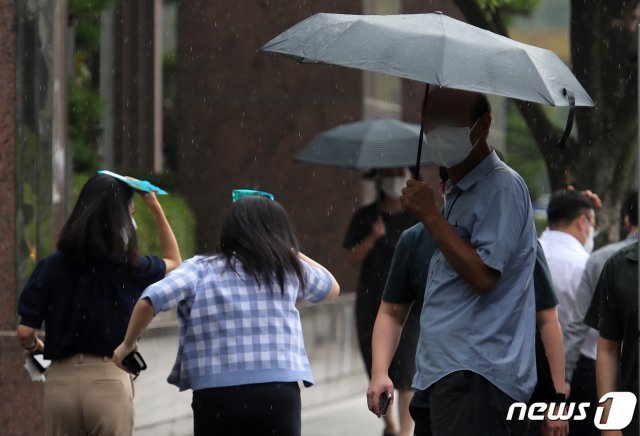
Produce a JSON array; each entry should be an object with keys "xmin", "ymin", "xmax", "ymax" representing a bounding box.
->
[{"xmin": 0, "ymin": 1, "xmax": 484, "ymax": 432}]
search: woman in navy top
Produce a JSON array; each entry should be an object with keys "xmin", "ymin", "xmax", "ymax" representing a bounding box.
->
[
  {"xmin": 17, "ymin": 173, "xmax": 181, "ymax": 436},
  {"xmin": 114, "ymin": 195, "xmax": 340, "ymax": 436}
]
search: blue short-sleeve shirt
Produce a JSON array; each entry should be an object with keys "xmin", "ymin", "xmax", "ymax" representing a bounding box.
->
[{"xmin": 413, "ymin": 151, "xmax": 538, "ymax": 402}]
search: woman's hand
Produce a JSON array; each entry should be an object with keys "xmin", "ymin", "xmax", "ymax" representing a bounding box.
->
[
  {"xmin": 114, "ymin": 298, "xmax": 157, "ymax": 372},
  {"xmin": 23, "ymin": 338, "xmax": 44, "ymax": 357},
  {"xmin": 17, "ymin": 325, "xmax": 44, "ymax": 357},
  {"xmin": 124, "ymin": 177, "xmax": 162, "ymax": 211},
  {"xmin": 370, "ymin": 216, "xmax": 387, "ymax": 240},
  {"xmin": 112, "ymin": 341, "xmax": 136, "ymax": 372},
  {"xmin": 345, "ymin": 216, "xmax": 386, "ymax": 266},
  {"xmin": 138, "ymin": 191, "xmax": 162, "ymax": 212}
]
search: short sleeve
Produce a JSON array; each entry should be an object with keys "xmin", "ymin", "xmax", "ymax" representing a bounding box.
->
[
  {"xmin": 579, "ymin": 255, "xmax": 602, "ymax": 310},
  {"xmin": 533, "ymin": 241, "xmax": 559, "ymax": 311},
  {"xmin": 569, "ymin": 265, "xmax": 587, "ymax": 303},
  {"xmin": 343, "ymin": 205, "xmax": 376, "ymax": 249},
  {"xmin": 564, "ymin": 252, "xmax": 598, "ymax": 379},
  {"xmin": 471, "ymin": 187, "xmax": 528, "ymax": 274},
  {"xmin": 17, "ymin": 258, "xmax": 50, "ymax": 329},
  {"xmin": 299, "ymin": 261, "xmax": 333, "ymax": 303},
  {"xmin": 141, "ymin": 257, "xmax": 199, "ymax": 314},
  {"xmin": 593, "ymin": 259, "xmax": 622, "ymax": 341},
  {"xmin": 130, "ymin": 255, "xmax": 167, "ymax": 289},
  {"xmin": 576, "ymin": 255, "xmax": 606, "ymax": 330},
  {"xmin": 382, "ymin": 230, "xmax": 415, "ymax": 304},
  {"xmin": 584, "ymin": 279, "xmax": 602, "ymax": 330}
]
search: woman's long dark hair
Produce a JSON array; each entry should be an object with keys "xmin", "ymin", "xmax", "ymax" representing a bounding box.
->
[
  {"xmin": 219, "ymin": 196, "xmax": 305, "ymax": 295},
  {"xmin": 57, "ymin": 174, "xmax": 139, "ymax": 265}
]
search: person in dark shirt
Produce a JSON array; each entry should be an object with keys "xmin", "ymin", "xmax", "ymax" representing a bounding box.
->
[
  {"xmin": 344, "ymin": 167, "xmax": 418, "ymax": 436},
  {"xmin": 585, "ymin": 243, "xmax": 639, "ymax": 435},
  {"xmin": 16, "ymin": 173, "xmax": 181, "ymax": 436}
]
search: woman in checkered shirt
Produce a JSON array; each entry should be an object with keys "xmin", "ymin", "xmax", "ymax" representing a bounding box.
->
[{"xmin": 114, "ymin": 195, "xmax": 340, "ymax": 436}]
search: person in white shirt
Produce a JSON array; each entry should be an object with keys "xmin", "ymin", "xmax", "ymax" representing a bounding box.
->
[{"xmin": 539, "ymin": 188, "xmax": 599, "ymax": 436}]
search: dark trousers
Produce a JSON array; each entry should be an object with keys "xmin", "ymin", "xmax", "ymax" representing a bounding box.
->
[
  {"xmin": 191, "ymin": 381, "xmax": 301, "ymax": 436},
  {"xmin": 410, "ymin": 389, "xmax": 432, "ymax": 436},
  {"xmin": 568, "ymin": 355, "xmax": 597, "ymax": 436},
  {"xmin": 409, "ymin": 371, "xmax": 529, "ymax": 436}
]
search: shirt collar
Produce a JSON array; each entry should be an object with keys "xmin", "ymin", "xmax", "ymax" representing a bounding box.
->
[
  {"xmin": 540, "ymin": 229, "xmax": 588, "ymax": 255},
  {"xmin": 454, "ymin": 151, "xmax": 501, "ymax": 192},
  {"xmin": 626, "ymin": 241, "xmax": 639, "ymax": 262},
  {"xmin": 620, "ymin": 233, "xmax": 639, "ymax": 261}
]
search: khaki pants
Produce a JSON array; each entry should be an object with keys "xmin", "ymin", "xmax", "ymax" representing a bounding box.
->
[{"xmin": 44, "ymin": 354, "xmax": 134, "ymax": 436}]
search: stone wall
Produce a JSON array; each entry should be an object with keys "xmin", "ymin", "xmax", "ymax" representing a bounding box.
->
[{"xmin": 0, "ymin": 1, "xmax": 45, "ymax": 434}]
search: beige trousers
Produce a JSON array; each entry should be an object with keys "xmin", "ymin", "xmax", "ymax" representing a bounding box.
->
[{"xmin": 43, "ymin": 354, "xmax": 134, "ymax": 436}]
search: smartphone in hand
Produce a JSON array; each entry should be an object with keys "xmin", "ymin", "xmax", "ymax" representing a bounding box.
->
[
  {"xmin": 122, "ymin": 351, "xmax": 147, "ymax": 379},
  {"xmin": 379, "ymin": 391, "xmax": 392, "ymax": 417},
  {"xmin": 30, "ymin": 354, "xmax": 51, "ymax": 374}
]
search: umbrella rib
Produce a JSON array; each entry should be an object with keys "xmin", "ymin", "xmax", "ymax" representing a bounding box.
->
[
  {"xmin": 310, "ymin": 17, "xmax": 364, "ymax": 64},
  {"xmin": 521, "ymin": 49, "xmax": 560, "ymax": 106},
  {"xmin": 439, "ymin": 13, "xmax": 446, "ymax": 84},
  {"xmin": 477, "ymin": 30, "xmax": 558, "ymax": 105},
  {"xmin": 357, "ymin": 122, "xmax": 377, "ymax": 167}
]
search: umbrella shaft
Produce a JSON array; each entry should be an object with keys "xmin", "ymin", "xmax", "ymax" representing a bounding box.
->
[{"xmin": 414, "ymin": 83, "xmax": 430, "ymax": 180}]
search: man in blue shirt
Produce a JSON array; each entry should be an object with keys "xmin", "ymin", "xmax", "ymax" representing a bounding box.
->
[{"xmin": 398, "ymin": 87, "xmax": 537, "ymax": 435}]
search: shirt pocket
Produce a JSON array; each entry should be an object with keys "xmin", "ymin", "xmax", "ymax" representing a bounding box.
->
[
  {"xmin": 440, "ymin": 258, "xmax": 458, "ymax": 279},
  {"xmin": 451, "ymin": 222, "xmax": 471, "ymax": 244},
  {"xmin": 430, "ymin": 251, "xmax": 457, "ymax": 280}
]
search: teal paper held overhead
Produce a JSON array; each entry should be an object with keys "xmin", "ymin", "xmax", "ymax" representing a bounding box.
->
[
  {"xmin": 97, "ymin": 170, "xmax": 169, "ymax": 195},
  {"xmin": 232, "ymin": 189, "xmax": 275, "ymax": 202}
]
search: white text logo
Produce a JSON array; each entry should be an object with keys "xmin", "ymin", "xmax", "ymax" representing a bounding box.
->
[{"xmin": 506, "ymin": 392, "xmax": 637, "ymax": 430}]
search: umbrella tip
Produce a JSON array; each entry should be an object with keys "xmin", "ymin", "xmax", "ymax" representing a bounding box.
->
[{"xmin": 435, "ymin": 10, "xmax": 443, "ymax": 14}]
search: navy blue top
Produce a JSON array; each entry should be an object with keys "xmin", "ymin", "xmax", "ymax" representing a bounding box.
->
[
  {"xmin": 381, "ymin": 223, "xmax": 436, "ymax": 312},
  {"xmin": 18, "ymin": 252, "xmax": 166, "ymax": 360}
]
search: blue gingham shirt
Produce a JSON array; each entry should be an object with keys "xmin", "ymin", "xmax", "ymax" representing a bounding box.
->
[{"xmin": 141, "ymin": 255, "xmax": 333, "ymax": 391}]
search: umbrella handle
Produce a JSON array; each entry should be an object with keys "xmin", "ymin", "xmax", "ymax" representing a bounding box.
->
[
  {"xmin": 557, "ymin": 88, "xmax": 575, "ymax": 148},
  {"xmin": 414, "ymin": 84, "xmax": 430, "ymax": 180}
]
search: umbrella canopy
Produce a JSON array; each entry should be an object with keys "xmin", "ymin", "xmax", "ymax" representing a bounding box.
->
[
  {"xmin": 261, "ymin": 12, "xmax": 594, "ymax": 107},
  {"xmin": 296, "ymin": 118, "xmax": 432, "ymax": 169}
]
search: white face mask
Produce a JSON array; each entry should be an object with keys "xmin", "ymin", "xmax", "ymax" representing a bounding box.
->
[
  {"xmin": 379, "ymin": 176, "xmax": 407, "ymax": 198},
  {"xmin": 122, "ymin": 217, "xmax": 138, "ymax": 246},
  {"xmin": 426, "ymin": 119, "xmax": 481, "ymax": 168},
  {"xmin": 583, "ymin": 224, "xmax": 595, "ymax": 254}
]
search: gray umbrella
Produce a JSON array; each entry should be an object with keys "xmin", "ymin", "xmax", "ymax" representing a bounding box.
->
[
  {"xmin": 261, "ymin": 12, "xmax": 595, "ymax": 176},
  {"xmin": 296, "ymin": 118, "xmax": 431, "ymax": 169}
]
